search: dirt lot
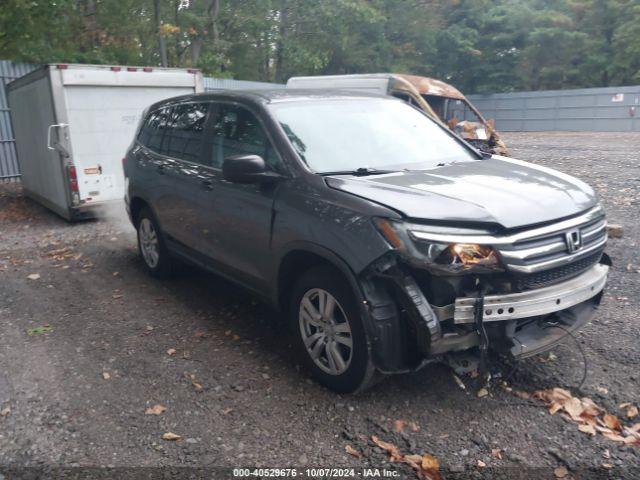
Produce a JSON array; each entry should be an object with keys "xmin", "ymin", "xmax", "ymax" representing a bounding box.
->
[{"xmin": 0, "ymin": 132, "xmax": 639, "ymax": 479}]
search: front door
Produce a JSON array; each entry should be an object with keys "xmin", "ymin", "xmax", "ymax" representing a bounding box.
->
[{"xmin": 197, "ymin": 103, "xmax": 286, "ymax": 290}]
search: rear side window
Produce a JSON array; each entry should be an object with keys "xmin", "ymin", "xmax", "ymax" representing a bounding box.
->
[
  {"xmin": 163, "ymin": 103, "xmax": 209, "ymax": 162},
  {"xmin": 138, "ymin": 103, "xmax": 209, "ymax": 163},
  {"xmin": 208, "ymin": 105, "xmax": 282, "ymax": 171}
]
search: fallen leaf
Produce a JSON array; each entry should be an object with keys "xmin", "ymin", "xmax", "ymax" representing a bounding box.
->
[
  {"xmin": 581, "ymin": 397, "xmax": 602, "ymax": 417},
  {"xmin": 232, "ymin": 334, "xmax": 240, "ymax": 341},
  {"xmin": 602, "ymin": 449, "xmax": 610, "ymax": 459},
  {"xmin": 578, "ymin": 424, "xmax": 596, "ymax": 436},
  {"xmin": 602, "ymin": 414, "xmax": 622, "ymax": 431},
  {"xmin": 194, "ymin": 330, "xmax": 208, "ymax": 338},
  {"xmin": 112, "ymin": 271, "xmax": 120, "ymax": 276},
  {"xmin": 491, "ymin": 448, "xmax": 502, "ymax": 460},
  {"xmin": 145, "ymin": 404, "xmax": 167, "ymax": 415},
  {"xmin": 162, "ymin": 432, "xmax": 181, "ymax": 441},
  {"xmin": 476, "ymin": 387, "xmax": 489, "ymax": 398},
  {"xmin": 601, "ymin": 463, "xmax": 613, "ymax": 469},
  {"xmin": 221, "ymin": 407, "xmax": 233, "ymax": 415},
  {"xmin": 224, "ymin": 330, "xmax": 232, "ymax": 336},
  {"xmin": 0, "ymin": 407, "xmax": 10, "ymax": 417},
  {"xmin": 371, "ymin": 435, "xmax": 402, "ymax": 461},
  {"xmin": 619, "ymin": 402, "xmax": 631, "ymax": 409},
  {"xmin": 112, "ymin": 294, "xmax": 123, "ymax": 299},
  {"xmin": 27, "ymin": 273, "xmax": 40, "ymax": 280},
  {"xmin": 601, "ymin": 431, "xmax": 626, "ymax": 442},
  {"xmin": 393, "ymin": 419, "xmax": 406, "ymax": 433},
  {"xmin": 513, "ymin": 389, "xmax": 531, "ymax": 400},
  {"xmin": 102, "ymin": 371, "xmax": 111, "ymax": 380},
  {"xmin": 409, "ymin": 421, "xmax": 420, "ymax": 432},
  {"xmin": 477, "ymin": 460, "xmax": 486, "ymax": 468},
  {"xmin": 549, "ymin": 402, "xmax": 563, "ymax": 415},
  {"xmin": 628, "ymin": 423, "xmax": 640, "ymax": 433},
  {"xmin": 564, "ymin": 397, "xmax": 584, "ymax": 421},
  {"xmin": 421, "ymin": 453, "xmax": 439, "ymax": 471},
  {"xmin": 27, "ymin": 325, "xmax": 53, "ymax": 335},
  {"xmin": 167, "ymin": 348, "xmax": 176, "ymax": 356},
  {"xmin": 404, "ymin": 454, "xmax": 422, "ymax": 466},
  {"xmin": 626, "ymin": 406, "xmax": 638, "ymax": 418},
  {"xmin": 596, "ymin": 386, "xmax": 608, "ymax": 394},
  {"xmin": 554, "ymin": 466, "xmax": 568, "ymax": 478},
  {"xmin": 192, "ymin": 382, "xmax": 203, "ymax": 391},
  {"xmin": 345, "ymin": 445, "xmax": 361, "ymax": 458},
  {"xmin": 371, "ymin": 435, "xmax": 440, "ymax": 479}
]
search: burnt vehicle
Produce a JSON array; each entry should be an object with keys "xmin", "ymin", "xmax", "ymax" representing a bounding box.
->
[
  {"xmin": 124, "ymin": 90, "xmax": 608, "ymax": 393},
  {"xmin": 287, "ymin": 73, "xmax": 508, "ymax": 155}
]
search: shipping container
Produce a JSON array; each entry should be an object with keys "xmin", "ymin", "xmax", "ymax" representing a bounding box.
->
[{"xmin": 7, "ymin": 63, "xmax": 204, "ymax": 220}]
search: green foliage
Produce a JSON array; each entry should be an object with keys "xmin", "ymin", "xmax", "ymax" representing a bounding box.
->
[{"xmin": 0, "ymin": 0, "xmax": 638, "ymax": 92}]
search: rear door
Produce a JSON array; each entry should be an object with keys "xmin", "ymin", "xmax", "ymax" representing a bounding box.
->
[{"xmin": 138, "ymin": 102, "xmax": 211, "ymax": 247}]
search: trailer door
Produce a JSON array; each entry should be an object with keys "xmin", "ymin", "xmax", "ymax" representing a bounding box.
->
[{"xmin": 63, "ymin": 85, "xmax": 193, "ymax": 204}]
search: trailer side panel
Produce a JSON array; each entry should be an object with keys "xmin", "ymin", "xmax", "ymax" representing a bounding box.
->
[{"xmin": 8, "ymin": 71, "xmax": 70, "ymax": 218}]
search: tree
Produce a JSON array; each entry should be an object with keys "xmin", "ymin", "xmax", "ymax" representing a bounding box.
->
[{"xmin": 1, "ymin": 0, "xmax": 639, "ymax": 92}]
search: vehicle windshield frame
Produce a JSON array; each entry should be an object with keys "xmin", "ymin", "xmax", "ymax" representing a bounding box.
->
[{"xmin": 267, "ymin": 97, "xmax": 483, "ymax": 175}]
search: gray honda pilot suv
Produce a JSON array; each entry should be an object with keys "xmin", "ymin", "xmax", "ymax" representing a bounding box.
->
[{"xmin": 124, "ymin": 90, "xmax": 609, "ymax": 393}]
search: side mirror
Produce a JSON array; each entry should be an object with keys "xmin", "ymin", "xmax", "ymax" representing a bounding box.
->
[{"xmin": 222, "ymin": 154, "xmax": 281, "ymax": 184}]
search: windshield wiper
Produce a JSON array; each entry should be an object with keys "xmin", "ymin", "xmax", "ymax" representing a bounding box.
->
[{"xmin": 320, "ymin": 167, "xmax": 398, "ymax": 177}]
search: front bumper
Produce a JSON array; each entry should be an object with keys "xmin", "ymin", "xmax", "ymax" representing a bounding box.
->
[
  {"xmin": 428, "ymin": 263, "xmax": 608, "ymax": 358},
  {"xmin": 360, "ymin": 255, "xmax": 608, "ymax": 372},
  {"xmin": 453, "ymin": 263, "xmax": 608, "ymax": 324}
]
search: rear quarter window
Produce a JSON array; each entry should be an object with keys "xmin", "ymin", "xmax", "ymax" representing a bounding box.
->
[{"xmin": 138, "ymin": 106, "xmax": 174, "ymax": 153}]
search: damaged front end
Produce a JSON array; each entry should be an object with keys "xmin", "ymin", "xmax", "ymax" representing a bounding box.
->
[
  {"xmin": 356, "ymin": 208, "xmax": 609, "ymax": 374},
  {"xmin": 449, "ymin": 118, "xmax": 508, "ymax": 156}
]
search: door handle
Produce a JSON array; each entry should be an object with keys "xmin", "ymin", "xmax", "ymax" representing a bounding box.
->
[{"xmin": 201, "ymin": 179, "xmax": 214, "ymax": 190}]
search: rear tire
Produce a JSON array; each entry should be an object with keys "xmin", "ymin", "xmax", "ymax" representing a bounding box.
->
[
  {"xmin": 136, "ymin": 206, "xmax": 172, "ymax": 278},
  {"xmin": 290, "ymin": 266, "xmax": 377, "ymax": 393}
]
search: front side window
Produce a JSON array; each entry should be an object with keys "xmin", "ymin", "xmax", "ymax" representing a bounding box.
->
[
  {"xmin": 269, "ymin": 98, "xmax": 477, "ymax": 173},
  {"xmin": 209, "ymin": 104, "xmax": 281, "ymax": 171}
]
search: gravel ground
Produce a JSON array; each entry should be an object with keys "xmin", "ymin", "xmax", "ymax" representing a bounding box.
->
[{"xmin": 0, "ymin": 132, "xmax": 638, "ymax": 479}]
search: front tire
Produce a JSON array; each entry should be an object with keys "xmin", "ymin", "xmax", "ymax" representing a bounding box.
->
[
  {"xmin": 136, "ymin": 207, "xmax": 172, "ymax": 278},
  {"xmin": 290, "ymin": 266, "xmax": 376, "ymax": 393}
]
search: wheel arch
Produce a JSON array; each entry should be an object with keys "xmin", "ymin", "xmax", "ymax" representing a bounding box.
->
[
  {"xmin": 275, "ymin": 243, "xmax": 365, "ymax": 314},
  {"xmin": 129, "ymin": 195, "xmax": 150, "ymax": 227}
]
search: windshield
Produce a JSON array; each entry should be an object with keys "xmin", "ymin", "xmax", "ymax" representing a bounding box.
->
[{"xmin": 269, "ymin": 98, "xmax": 478, "ymax": 173}]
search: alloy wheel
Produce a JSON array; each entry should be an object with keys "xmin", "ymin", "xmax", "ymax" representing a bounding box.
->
[
  {"xmin": 139, "ymin": 218, "xmax": 160, "ymax": 268},
  {"xmin": 299, "ymin": 288, "xmax": 353, "ymax": 375}
]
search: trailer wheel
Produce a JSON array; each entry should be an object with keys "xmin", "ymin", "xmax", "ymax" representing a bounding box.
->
[{"xmin": 136, "ymin": 207, "xmax": 172, "ymax": 278}]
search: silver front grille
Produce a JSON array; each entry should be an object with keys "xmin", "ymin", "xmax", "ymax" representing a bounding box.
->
[
  {"xmin": 497, "ymin": 209, "xmax": 607, "ymax": 273},
  {"xmin": 408, "ymin": 206, "xmax": 607, "ymax": 275}
]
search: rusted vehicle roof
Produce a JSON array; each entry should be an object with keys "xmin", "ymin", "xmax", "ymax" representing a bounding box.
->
[{"xmin": 395, "ymin": 74, "xmax": 466, "ymax": 100}]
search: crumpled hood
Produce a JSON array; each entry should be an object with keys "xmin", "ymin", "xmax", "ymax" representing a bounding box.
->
[{"xmin": 325, "ymin": 156, "xmax": 597, "ymax": 229}]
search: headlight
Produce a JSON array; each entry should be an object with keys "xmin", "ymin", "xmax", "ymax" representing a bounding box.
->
[{"xmin": 374, "ymin": 218, "xmax": 504, "ymax": 274}]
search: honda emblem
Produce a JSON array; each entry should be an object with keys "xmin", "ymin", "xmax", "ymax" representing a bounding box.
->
[{"xmin": 565, "ymin": 229, "xmax": 582, "ymax": 253}]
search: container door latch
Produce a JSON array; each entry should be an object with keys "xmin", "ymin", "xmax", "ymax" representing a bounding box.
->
[{"xmin": 47, "ymin": 123, "xmax": 70, "ymax": 157}]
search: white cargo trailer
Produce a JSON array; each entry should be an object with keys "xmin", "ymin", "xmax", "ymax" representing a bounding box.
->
[{"xmin": 7, "ymin": 63, "xmax": 204, "ymax": 220}]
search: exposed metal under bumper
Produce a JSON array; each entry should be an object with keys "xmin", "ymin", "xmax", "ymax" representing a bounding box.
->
[
  {"xmin": 510, "ymin": 299, "xmax": 597, "ymax": 358},
  {"xmin": 453, "ymin": 263, "xmax": 608, "ymax": 324}
]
